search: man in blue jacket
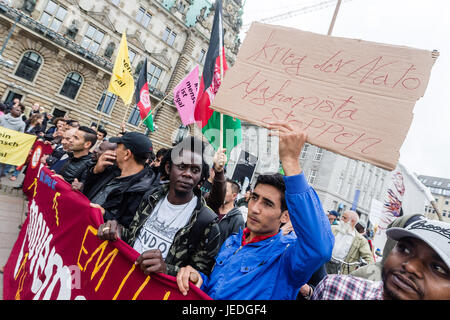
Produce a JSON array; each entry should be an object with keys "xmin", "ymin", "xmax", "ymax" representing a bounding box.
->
[{"xmin": 176, "ymin": 122, "xmax": 335, "ymax": 299}]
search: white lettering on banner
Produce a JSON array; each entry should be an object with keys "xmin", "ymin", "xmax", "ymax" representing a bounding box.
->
[{"xmin": 13, "ymin": 199, "xmax": 72, "ymax": 300}]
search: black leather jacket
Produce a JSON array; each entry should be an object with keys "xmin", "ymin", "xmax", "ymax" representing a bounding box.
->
[
  {"xmin": 84, "ymin": 165, "xmax": 158, "ymax": 228},
  {"xmin": 57, "ymin": 153, "xmax": 94, "ymax": 184},
  {"xmin": 46, "ymin": 144, "xmax": 66, "ymax": 167}
]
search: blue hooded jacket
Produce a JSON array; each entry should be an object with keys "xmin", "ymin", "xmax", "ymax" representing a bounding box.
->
[{"xmin": 199, "ymin": 173, "xmax": 335, "ymax": 300}]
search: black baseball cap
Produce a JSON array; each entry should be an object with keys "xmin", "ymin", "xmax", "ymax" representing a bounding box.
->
[{"xmin": 109, "ymin": 132, "xmax": 153, "ymax": 156}]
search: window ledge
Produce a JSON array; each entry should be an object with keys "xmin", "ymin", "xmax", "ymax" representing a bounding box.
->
[
  {"xmin": 54, "ymin": 93, "xmax": 78, "ymax": 103},
  {"xmin": 93, "ymin": 109, "xmax": 112, "ymax": 118},
  {"xmin": 7, "ymin": 73, "xmax": 37, "ymax": 87}
]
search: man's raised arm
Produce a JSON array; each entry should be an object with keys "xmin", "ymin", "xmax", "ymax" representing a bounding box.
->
[{"xmin": 269, "ymin": 121, "xmax": 334, "ymax": 285}]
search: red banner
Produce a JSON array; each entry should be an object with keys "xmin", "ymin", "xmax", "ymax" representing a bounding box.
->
[
  {"xmin": 22, "ymin": 141, "xmax": 54, "ymax": 197},
  {"xmin": 3, "ymin": 161, "xmax": 211, "ymax": 300}
]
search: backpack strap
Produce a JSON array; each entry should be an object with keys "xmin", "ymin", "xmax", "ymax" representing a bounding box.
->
[{"xmin": 189, "ymin": 206, "xmax": 218, "ymax": 248}]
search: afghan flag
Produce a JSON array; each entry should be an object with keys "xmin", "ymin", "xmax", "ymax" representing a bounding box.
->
[
  {"xmin": 135, "ymin": 58, "xmax": 154, "ymax": 131},
  {"xmin": 194, "ymin": 0, "xmax": 241, "ymax": 157}
]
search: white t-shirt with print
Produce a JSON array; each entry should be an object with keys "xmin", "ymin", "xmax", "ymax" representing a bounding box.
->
[{"xmin": 133, "ymin": 195, "xmax": 197, "ymax": 259}]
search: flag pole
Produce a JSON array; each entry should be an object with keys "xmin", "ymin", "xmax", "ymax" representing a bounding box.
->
[
  {"xmin": 327, "ymin": 0, "xmax": 342, "ymax": 36},
  {"xmin": 219, "ymin": 1, "xmax": 224, "ymax": 150},
  {"xmin": 121, "ymin": 103, "xmax": 132, "ymax": 130},
  {"xmin": 138, "ymin": 94, "xmax": 169, "ymax": 129},
  {"xmin": 429, "ymin": 201, "xmax": 444, "ymax": 221},
  {"xmin": 219, "ymin": 49, "xmax": 224, "ymax": 150},
  {"xmin": 398, "ymin": 163, "xmax": 444, "ymax": 222},
  {"xmin": 120, "ymin": 27, "xmax": 131, "ymax": 128}
]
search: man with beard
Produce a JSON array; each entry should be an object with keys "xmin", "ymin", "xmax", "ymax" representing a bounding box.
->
[
  {"xmin": 350, "ymin": 214, "xmax": 425, "ymax": 282},
  {"xmin": 312, "ymin": 218, "xmax": 450, "ymax": 300},
  {"xmin": 55, "ymin": 126, "xmax": 96, "ymax": 184},
  {"xmin": 97, "ymin": 136, "xmax": 220, "ymax": 277},
  {"xmin": 326, "ymin": 210, "xmax": 374, "ymax": 274}
]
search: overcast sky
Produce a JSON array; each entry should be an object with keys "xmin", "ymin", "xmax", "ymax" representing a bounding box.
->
[{"xmin": 239, "ymin": 0, "xmax": 450, "ymax": 179}]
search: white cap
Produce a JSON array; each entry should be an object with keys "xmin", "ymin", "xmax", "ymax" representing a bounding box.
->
[{"xmin": 386, "ymin": 219, "xmax": 450, "ymax": 269}]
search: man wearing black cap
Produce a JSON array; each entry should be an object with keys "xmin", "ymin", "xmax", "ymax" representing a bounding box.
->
[{"xmin": 86, "ymin": 132, "xmax": 157, "ymax": 228}]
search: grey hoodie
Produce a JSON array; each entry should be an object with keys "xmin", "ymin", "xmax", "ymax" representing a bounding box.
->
[
  {"xmin": 0, "ymin": 113, "xmax": 25, "ymax": 132},
  {"xmin": 218, "ymin": 206, "xmax": 245, "ymax": 247}
]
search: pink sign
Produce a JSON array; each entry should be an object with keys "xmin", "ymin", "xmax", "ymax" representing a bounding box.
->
[{"xmin": 173, "ymin": 65, "xmax": 199, "ymax": 125}]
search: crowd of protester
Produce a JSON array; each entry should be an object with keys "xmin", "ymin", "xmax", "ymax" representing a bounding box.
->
[{"xmin": 0, "ymin": 100, "xmax": 449, "ymax": 300}]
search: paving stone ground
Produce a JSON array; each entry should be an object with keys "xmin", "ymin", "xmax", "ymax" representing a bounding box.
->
[{"xmin": 0, "ymin": 172, "xmax": 28, "ymax": 300}]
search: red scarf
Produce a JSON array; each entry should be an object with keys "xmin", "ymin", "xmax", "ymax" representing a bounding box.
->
[{"xmin": 241, "ymin": 227, "xmax": 278, "ymax": 246}]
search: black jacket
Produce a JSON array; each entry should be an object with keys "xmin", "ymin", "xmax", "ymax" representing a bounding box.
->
[
  {"xmin": 218, "ymin": 207, "xmax": 245, "ymax": 247},
  {"xmin": 46, "ymin": 144, "xmax": 65, "ymax": 167},
  {"xmin": 57, "ymin": 153, "xmax": 94, "ymax": 184},
  {"xmin": 24, "ymin": 124, "xmax": 43, "ymax": 136},
  {"xmin": 83, "ymin": 165, "xmax": 122, "ymax": 200},
  {"xmin": 84, "ymin": 165, "xmax": 157, "ymax": 228}
]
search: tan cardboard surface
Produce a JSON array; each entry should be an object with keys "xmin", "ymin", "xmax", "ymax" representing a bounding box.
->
[{"xmin": 212, "ymin": 22, "xmax": 435, "ymax": 170}]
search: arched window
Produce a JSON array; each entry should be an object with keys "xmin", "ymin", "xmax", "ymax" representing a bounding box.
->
[
  {"xmin": 60, "ymin": 72, "xmax": 83, "ymax": 99},
  {"xmin": 15, "ymin": 51, "xmax": 43, "ymax": 82}
]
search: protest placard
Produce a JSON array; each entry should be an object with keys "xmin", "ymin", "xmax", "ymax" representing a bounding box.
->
[
  {"xmin": 212, "ymin": 22, "xmax": 436, "ymax": 170},
  {"xmin": 173, "ymin": 65, "xmax": 199, "ymax": 125},
  {"xmin": 0, "ymin": 126, "xmax": 37, "ymax": 166},
  {"xmin": 230, "ymin": 150, "xmax": 258, "ymax": 188}
]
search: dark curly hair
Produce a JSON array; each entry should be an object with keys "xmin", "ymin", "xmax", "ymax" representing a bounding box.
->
[
  {"xmin": 254, "ymin": 173, "xmax": 287, "ymax": 212},
  {"xmin": 159, "ymin": 136, "xmax": 210, "ymax": 189}
]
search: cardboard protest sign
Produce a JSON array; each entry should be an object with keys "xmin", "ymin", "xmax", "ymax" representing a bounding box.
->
[
  {"xmin": 212, "ymin": 22, "xmax": 436, "ymax": 170},
  {"xmin": 231, "ymin": 150, "xmax": 258, "ymax": 188},
  {"xmin": 4, "ymin": 164, "xmax": 211, "ymax": 300},
  {"xmin": 0, "ymin": 126, "xmax": 37, "ymax": 166}
]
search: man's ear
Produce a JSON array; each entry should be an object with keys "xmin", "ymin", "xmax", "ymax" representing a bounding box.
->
[
  {"xmin": 124, "ymin": 149, "xmax": 132, "ymax": 161},
  {"xmin": 280, "ymin": 210, "xmax": 289, "ymax": 224}
]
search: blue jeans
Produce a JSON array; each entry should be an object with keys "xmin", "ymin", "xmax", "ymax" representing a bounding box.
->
[
  {"xmin": 11, "ymin": 166, "xmax": 20, "ymax": 177},
  {"xmin": 0, "ymin": 164, "xmax": 20, "ymax": 177}
]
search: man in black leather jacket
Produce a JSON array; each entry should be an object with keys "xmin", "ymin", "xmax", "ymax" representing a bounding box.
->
[
  {"xmin": 55, "ymin": 126, "xmax": 96, "ymax": 184},
  {"xmin": 86, "ymin": 132, "xmax": 157, "ymax": 228}
]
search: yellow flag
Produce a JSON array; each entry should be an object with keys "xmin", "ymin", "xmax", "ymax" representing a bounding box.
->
[
  {"xmin": 0, "ymin": 126, "xmax": 37, "ymax": 166},
  {"xmin": 108, "ymin": 32, "xmax": 135, "ymax": 105}
]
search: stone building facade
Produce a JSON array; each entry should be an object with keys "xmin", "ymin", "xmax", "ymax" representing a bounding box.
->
[
  {"xmin": 0, "ymin": 0, "xmax": 243, "ymax": 151},
  {"xmin": 418, "ymin": 175, "xmax": 450, "ymax": 222},
  {"xmin": 299, "ymin": 148, "xmax": 392, "ymax": 224}
]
